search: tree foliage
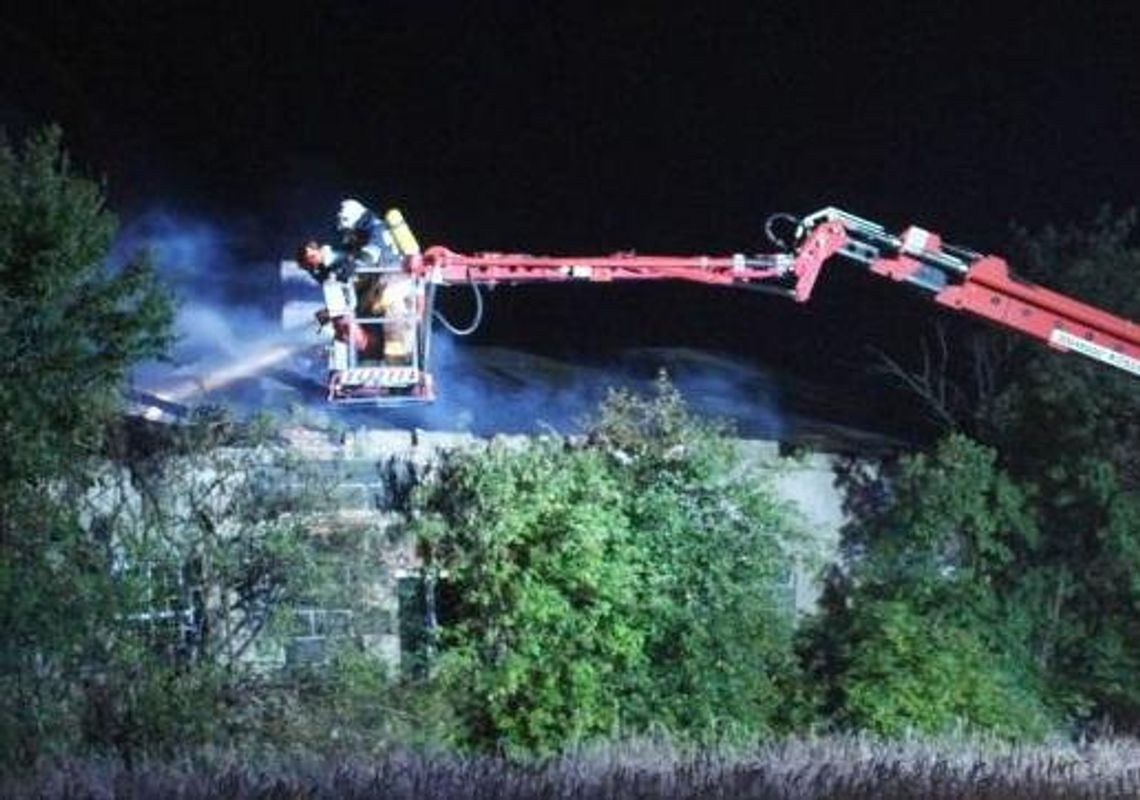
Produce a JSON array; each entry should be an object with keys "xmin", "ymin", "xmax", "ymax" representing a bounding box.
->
[
  {"xmin": 419, "ymin": 440, "xmax": 643, "ymax": 752},
  {"xmin": 0, "ymin": 130, "xmax": 320, "ymax": 768},
  {"xmin": 863, "ymin": 209, "xmax": 1140, "ymax": 733},
  {"xmin": 0, "ymin": 126, "xmax": 172, "ymax": 486},
  {"xmin": 803, "ymin": 435, "xmax": 1054, "ymax": 738},
  {"xmin": 591, "ymin": 380, "xmax": 812, "ymax": 736},
  {"xmin": 979, "ymin": 213, "xmax": 1140, "ymax": 728},
  {"xmin": 414, "ymin": 377, "xmax": 807, "ymax": 753},
  {"xmin": 842, "ymin": 599, "xmax": 1050, "ymax": 738},
  {"xmin": 74, "ymin": 410, "xmax": 329, "ymax": 761},
  {"xmin": 0, "ymin": 127, "xmax": 174, "ymax": 765}
]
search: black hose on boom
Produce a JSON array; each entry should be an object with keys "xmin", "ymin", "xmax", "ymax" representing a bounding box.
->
[
  {"xmin": 764, "ymin": 212, "xmax": 804, "ymax": 252},
  {"xmin": 432, "ymin": 275, "xmax": 485, "ymax": 336}
]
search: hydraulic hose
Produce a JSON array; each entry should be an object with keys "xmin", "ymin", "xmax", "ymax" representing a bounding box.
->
[
  {"xmin": 432, "ymin": 275, "xmax": 485, "ymax": 336},
  {"xmin": 764, "ymin": 212, "xmax": 804, "ymax": 252}
]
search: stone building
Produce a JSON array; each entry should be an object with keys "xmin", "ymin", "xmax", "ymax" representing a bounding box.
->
[
  {"xmin": 91, "ymin": 419, "xmax": 859, "ymax": 675},
  {"xmin": 263, "ymin": 425, "xmax": 854, "ymax": 672}
]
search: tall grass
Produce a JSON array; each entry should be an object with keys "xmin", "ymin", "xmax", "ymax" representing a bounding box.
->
[{"xmin": 5, "ymin": 735, "xmax": 1140, "ymax": 799}]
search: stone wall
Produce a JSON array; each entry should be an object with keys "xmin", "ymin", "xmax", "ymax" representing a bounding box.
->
[
  {"xmin": 95, "ymin": 423, "xmax": 858, "ymax": 673},
  {"xmin": 281, "ymin": 428, "xmax": 852, "ymax": 641}
]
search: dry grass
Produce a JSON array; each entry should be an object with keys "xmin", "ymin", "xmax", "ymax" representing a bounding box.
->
[{"xmin": 6, "ymin": 735, "xmax": 1140, "ymax": 799}]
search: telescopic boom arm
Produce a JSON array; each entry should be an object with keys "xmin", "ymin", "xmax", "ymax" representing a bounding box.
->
[
  {"xmin": 304, "ymin": 206, "xmax": 1140, "ymax": 405},
  {"xmin": 409, "ymin": 207, "xmax": 1140, "ymax": 379},
  {"xmin": 797, "ymin": 207, "xmax": 1140, "ymax": 378}
]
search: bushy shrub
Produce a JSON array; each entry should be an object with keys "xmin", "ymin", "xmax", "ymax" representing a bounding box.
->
[
  {"xmin": 843, "ymin": 599, "xmax": 1053, "ymax": 738},
  {"xmin": 803, "ymin": 435, "xmax": 1055, "ymax": 738},
  {"xmin": 415, "ymin": 377, "xmax": 808, "ymax": 753},
  {"xmin": 418, "ymin": 439, "xmax": 646, "ymax": 753}
]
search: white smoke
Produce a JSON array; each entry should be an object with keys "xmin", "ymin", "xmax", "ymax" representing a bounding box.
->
[
  {"xmin": 114, "ymin": 209, "xmax": 317, "ymax": 415},
  {"xmin": 112, "ymin": 208, "xmax": 789, "ymax": 438},
  {"xmin": 398, "ymin": 329, "xmax": 787, "ymax": 439}
]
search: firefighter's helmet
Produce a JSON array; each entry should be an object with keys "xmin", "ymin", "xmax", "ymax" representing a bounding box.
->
[{"xmin": 337, "ymin": 198, "xmax": 369, "ymax": 231}]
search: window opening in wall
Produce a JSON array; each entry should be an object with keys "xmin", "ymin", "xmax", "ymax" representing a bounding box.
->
[
  {"xmin": 397, "ymin": 571, "xmax": 459, "ymax": 678},
  {"xmin": 285, "ymin": 607, "xmax": 354, "ymax": 667}
]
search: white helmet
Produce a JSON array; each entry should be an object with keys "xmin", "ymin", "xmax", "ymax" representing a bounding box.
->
[{"xmin": 337, "ymin": 198, "xmax": 368, "ymax": 231}]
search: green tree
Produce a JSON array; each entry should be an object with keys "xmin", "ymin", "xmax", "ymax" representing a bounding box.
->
[
  {"xmin": 841, "ymin": 598, "xmax": 1051, "ymax": 737},
  {"xmin": 977, "ymin": 213, "xmax": 1140, "ymax": 728},
  {"xmin": 77, "ymin": 410, "xmax": 326, "ymax": 762},
  {"xmin": 419, "ymin": 440, "xmax": 644, "ymax": 753},
  {"xmin": 414, "ymin": 377, "xmax": 808, "ymax": 754},
  {"xmin": 0, "ymin": 126, "xmax": 173, "ymax": 765},
  {"xmin": 0, "ymin": 126, "xmax": 172, "ymax": 485},
  {"xmin": 873, "ymin": 209, "xmax": 1140, "ymax": 731},
  {"xmin": 803, "ymin": 435, "xmax": 1054, "ymax": 738},
  {"xmin": 591, "ymin": 378, "xmax": 812, "ymax": 738}
]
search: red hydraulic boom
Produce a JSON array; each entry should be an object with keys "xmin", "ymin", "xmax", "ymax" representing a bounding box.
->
[
  {"xmin": 792, "ymin": 207, "xmax": 1140, "ymax": 378},
  {"xmin": 313, "ymin": 207, "xmax": 1140, "ymax": 404}
]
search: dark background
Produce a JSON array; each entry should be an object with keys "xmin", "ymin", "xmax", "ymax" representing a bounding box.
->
[{"xmin": 4, "ymin": 2, "xmax": 1140, "ymax": 435}]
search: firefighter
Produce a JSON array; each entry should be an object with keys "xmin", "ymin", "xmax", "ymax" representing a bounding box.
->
[
  {"xmin": 297, "ymin": 198, "xmax": 400, "ymax": 283},
  {"xmin": 333, "ymin": 199, "xmax": 420, "ymax": 365},
  {"xmin": 305, "ymin": 269, "xmax": 371, "ymax": 379},
  {"xmin": 376, "ymin": 273, "xmax": 416, "ymax": 365},
  {"xmin": 297, "ymin": 199, "xmax": 416, "ymax": 367},
  {"xmin": 335, "ymin": 198, "xmax": 401, "ymax": 274},
  {"xmin": 297, "ymin": 200, "xmax": 382, "ymax": 372}
]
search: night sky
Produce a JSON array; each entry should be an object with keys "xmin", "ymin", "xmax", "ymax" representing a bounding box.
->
[{"xmin": 5, "ymin": 2, "xmax": 1140, "ymax": 434}]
